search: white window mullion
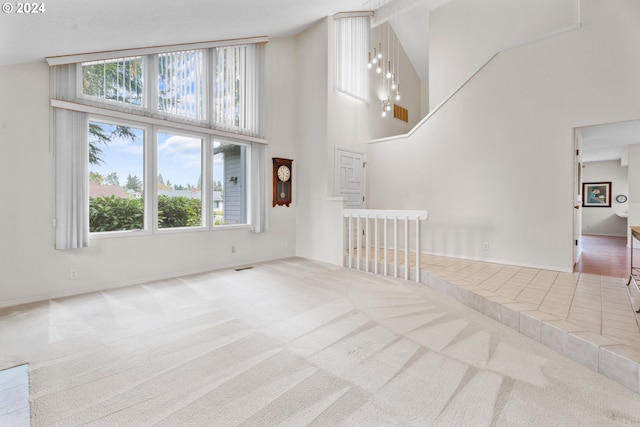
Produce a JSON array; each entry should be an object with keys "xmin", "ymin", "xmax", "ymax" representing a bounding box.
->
[
  {"xmin": 116, "ymin": 58, "xmax": 121, "ymax": 104},
  {"xmin": 149, "ymin": 126, "xmax": 159, "ymax": 233},
  {"xmin": 147, "ymin": 54, "xmax": 158, "ymax": 115},
  {"xmin": 209, "ymin": 49, "xmax": 216, "ymax": 127},
  {"xmin": 226, "ymin": 49, "xmax": 233, "ymax": 126},
  {"xmin": 239, "ymin": 48, "xmax": 246, "ymax": 131},
  {"xmin": 178, "ymin": 52, "xmax": 183, "ymax": 117},
  {"xmin": 200, "ymin": 49, "xmax": 208, "ymax": 123},
  {"xmin": 203, "ymin": 135, "xmax": 212, "ymax": 229}
]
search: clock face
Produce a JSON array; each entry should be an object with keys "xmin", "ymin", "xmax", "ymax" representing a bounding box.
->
[{"xmin": 277, "ymin": 165, "xmax": 290, "ymax": 182}]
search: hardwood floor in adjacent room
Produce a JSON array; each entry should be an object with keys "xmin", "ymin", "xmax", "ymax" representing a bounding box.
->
[{"xmin": 575, "ymin": 234, "xmax": 637, "ymax": 278}]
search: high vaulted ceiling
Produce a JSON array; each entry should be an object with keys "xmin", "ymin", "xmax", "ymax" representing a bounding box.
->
[
  {"xmin": 1, "ymin": 0, "xmax": 440, "ymax": 81},
  {"xmin": 0, "ymin": 0, "xmax": 368, "ymax": 66}
]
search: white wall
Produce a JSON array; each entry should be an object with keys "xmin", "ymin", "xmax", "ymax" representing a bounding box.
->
[
  {"xmin": 581, "ymin": 160, "xmax": 628, "ymax": 237},
  {"xmin": 294, "ymin": 18, "xmax": 334, "ymax": 264},
  {"xmin": 429, "ymin": 0, "xmax": 579, "ymax": 109},
  {"xmin": 0, "ymin": 37, "xmax": 299, "ymax": 308},
  {"xmin": 296, "ymin": 16, "xmax": 383, "ymax": 265},
  {"xmin": 420, "ymin": 80, "xmax": 430, "ymax": 118},
  {"xmin": 366, "ymin": 0, "xmax": 640, "ymax": 272},
  {"xmin": 327, "ymin": 16, "xmax": 371, "ymax": 196}
]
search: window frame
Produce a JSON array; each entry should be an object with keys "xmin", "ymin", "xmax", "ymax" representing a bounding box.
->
[
  {"xmin": 154, "ymin": 126, "xmax": 207, "ymax": 233},
  {"xmin": 334, "ymin": 13, "xmax": 372, "ymax": 103},
  {"xmin": 155, "ymin": 49, "xmax": 210, "ymax": 123},
  {"xmin": 88, "ymin": 116, "xmax": 252, "ymax": 239},
  {"xmin": 77, "ymin": 56, "xmax": 147, "ymax": 112},
  {"xmin": 87, "ymin": 115, "xmax": 151, "ymax": 239},
  {"xmin": 51, "ymin": 38, "xmax": 267, "ymax": 244},
  {"xmin": 212, "ymin": 137, "xmax": 250, "ymax": 227}
]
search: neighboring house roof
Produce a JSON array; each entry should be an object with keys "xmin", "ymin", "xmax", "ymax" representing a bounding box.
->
[
  {"xmin": 90, "ymin": 182, "xmax": 128, "ymax": 198},
  {"xmin": 158, "ymin": 189, "xmax": 202, "ymax": 200},
  {"xmin": 157, "ymin": 190, "xmax": 223, "ymax": 201}
]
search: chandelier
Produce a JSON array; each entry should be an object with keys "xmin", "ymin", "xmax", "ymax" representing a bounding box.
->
[{"xmin": 367, "ymin": 0, "xmax": 401, "ymax": 118}]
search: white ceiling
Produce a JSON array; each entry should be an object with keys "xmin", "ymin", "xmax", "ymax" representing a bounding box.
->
[
  {"xmin": 0, "ymin": 0, "xmax": 368, "ymax": 66},
  {"xmin": 578, "ymin": 120, "xmax": 640, "ymax": 163},
  {"xmin": 385, "ymin": 0, "xmax": 450, "ymax": 81},
  {"xmin": 0, "ymin": 0, "xmax": 438, "ymax": 80}
]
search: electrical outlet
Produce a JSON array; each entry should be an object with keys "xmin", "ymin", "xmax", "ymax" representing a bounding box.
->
[
  {"xmin": 482, "ymin": 242, "xmax": 490, "ymax": 250},
  {"xmin": 231, "ymin": 245, "xmax": 236, "ymax": 254},
  {"xmin": 70, "ymin": 269, "xmax": 78, "ymax": 279}
]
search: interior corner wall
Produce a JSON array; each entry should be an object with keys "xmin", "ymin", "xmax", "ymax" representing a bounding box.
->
[
  {"xmin": 420, "ymin": 80, "xmax": 429, "ymax": 118},
  {"xmin": 366, "ymin": 0, "xmax": 640, "ymax": 272},
  {"xmin": 429, "ymin": 0, "xmax": 580, "ymax": 109},
  {"xmin": 295, "ymin": 16, "xmax": 376, "ymax": 266},
  {"xmin": 294, "ymin": 18, "xmax": 333, "ymax": 263},
  {"xmin": 327, "ymin": 16, "xmax": 370, "ymax": 196},
  {"xmin": 0, "ymin": 37, "xmax": 299, "ymax": 308},
  {"xmin": 581, "ymin": 160, "xmax": 628, "ymax": 237}
]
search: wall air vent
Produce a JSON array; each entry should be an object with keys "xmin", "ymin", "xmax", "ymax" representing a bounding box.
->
[{"xmin": 394, "ymin": 104, "xmax": 408, "ymax": 122}]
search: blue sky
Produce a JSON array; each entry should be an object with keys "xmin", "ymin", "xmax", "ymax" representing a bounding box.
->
[{"xmin": 89, "ymin": 121, "xmax": 224, "ymax": 188}]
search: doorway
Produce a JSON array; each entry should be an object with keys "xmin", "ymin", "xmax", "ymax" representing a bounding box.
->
[{"xmin": 574, "ymin": 119, "xmax": 640, "ymax": 275}]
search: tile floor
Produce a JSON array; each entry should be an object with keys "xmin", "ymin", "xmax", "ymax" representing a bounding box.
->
[
  {"xmin": 0, "ymin": 364, "xmax": 30, "ymax": 426},
  {"xmin": 347, "ymin": 249, "xmax": 640, "ymax": 392}
]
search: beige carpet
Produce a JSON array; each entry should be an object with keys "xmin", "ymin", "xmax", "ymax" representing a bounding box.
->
[{"xmin": 1, "ymin": 258, "xmax": 640, "ymax": 426}]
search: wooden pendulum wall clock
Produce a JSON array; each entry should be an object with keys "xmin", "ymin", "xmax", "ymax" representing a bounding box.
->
[{"xmin": 272, "ymin": 157, "xmax": 293, "ymax": 207}]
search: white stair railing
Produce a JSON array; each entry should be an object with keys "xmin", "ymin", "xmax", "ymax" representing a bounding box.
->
[{"xmin": 343, "ymin": 209, "xmax": 429, "ymax": 282}]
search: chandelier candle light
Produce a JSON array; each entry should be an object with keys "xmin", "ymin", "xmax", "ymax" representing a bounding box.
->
[{"xmin": 366, "ymin": 0, "xmax": 401, "ymax": 117}]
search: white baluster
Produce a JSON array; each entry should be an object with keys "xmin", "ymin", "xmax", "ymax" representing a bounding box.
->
[
  {"xmin": 348, "ymin": 215, "xmax": 352, "ymax": 269},
  {"xmin": 357, "ymin": 215, "xmax": 361, "ymax": 271},
  {"xmin": 415, "ymin": 218, "xmax": 421, "ymax": 282},
  {"xmin": 384, "ymin": 218, "xmax": 388, "ymax": 276},
  {"xmin": 365, "ymin": 215, "xmax": 370, "ymax": 272},
  {"xmin": 374, "ymin": 215, "xmax": 379, "ymax": 274},
  {"xmin": 394, "ymin": 216, "xmax": 398, "ymax": 278},
  {"xmin": 404, "ymin": 214, "xmax": 409, "ymax": 280}
]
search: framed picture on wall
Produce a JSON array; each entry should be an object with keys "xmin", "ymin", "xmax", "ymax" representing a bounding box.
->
[{"xmin": 583, "ymin": 182, "xmax": 611, "ymax": 207}]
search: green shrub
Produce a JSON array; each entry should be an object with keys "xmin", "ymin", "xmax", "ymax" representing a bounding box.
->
[
  {"xmin": 89, "ymin": 195, "xmax": 202, "ymax": 232},
  {"xmin": 157, "ymin": 195, "xmax": 202, "ymax": 228},
  {"xmin": 89, "ymin": 196, "xmax": 144, "ymax": 232}
]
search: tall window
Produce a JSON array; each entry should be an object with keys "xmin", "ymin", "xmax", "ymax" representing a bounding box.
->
[
  {"xmin": 86, "ymin": 123, "xmax": 250, "ymax": 234},
  {"xmin": 157, "ymin": 131, "xmax": 203, "ymax": 229},
  {"xmin": 214, "ymin": 140, "xmax": 247, "ymax": 225},
  {"xmin": 335, "ymin": 14, "xmax": 370, "ymax": 102},
  {"xmin": 88, "ymin": 120, "xmax": 145, "ymax": 233},
  {"xmin": 51, "ymin": 39, "xmax": 267, "ymax": 247}
]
